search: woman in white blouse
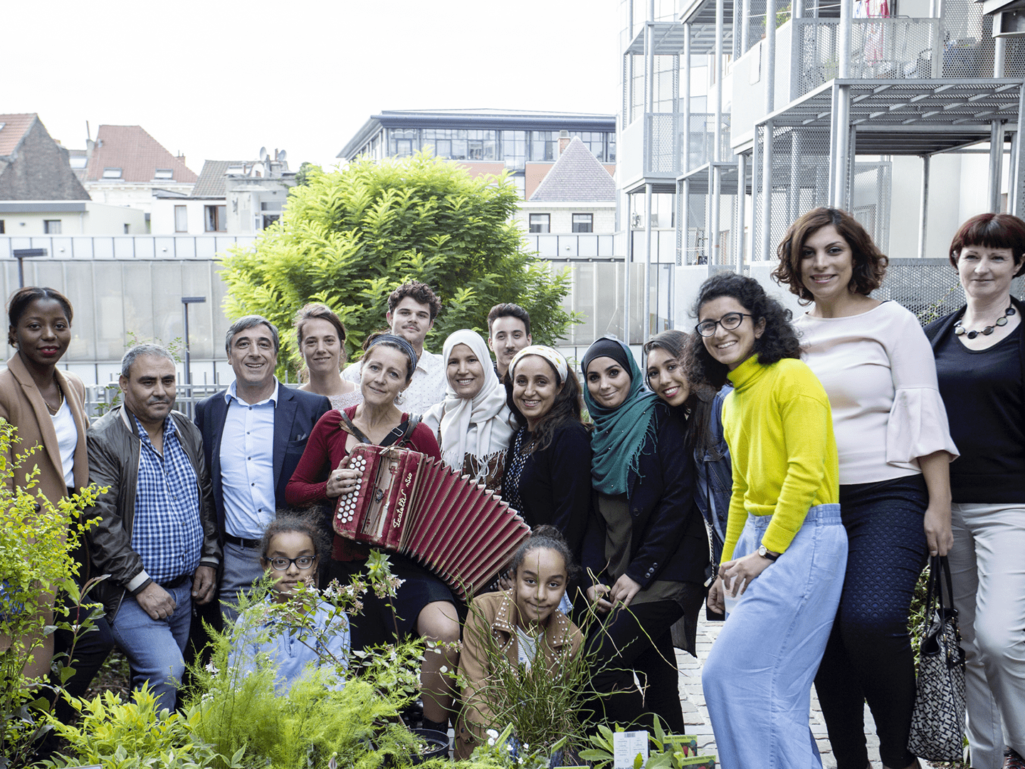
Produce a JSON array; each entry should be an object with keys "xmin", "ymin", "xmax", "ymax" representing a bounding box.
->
[
  {"xmin": 423, "ymin": 329, "xmax": 516, "ymax": 494},
  {"xmin": 773, "ymin": 208, "xmax": 958, "ymax": 769}
]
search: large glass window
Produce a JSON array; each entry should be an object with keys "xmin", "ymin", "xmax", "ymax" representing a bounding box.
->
[
  {"xmin": 572, "ymin": 214, "xmax": 594, "ymax": 233},
  {"xmin": 389, "ymin": 128, "xmax": 418, "ymax": 157},
  {"xmin": 174, "ymin": 205, "xmax": 188, "ymax": 233},
  {"xmin": 502, "ymin": 131, "xmax": 527, "ymax": 169},
  {"xmin": 44, "ymin": 220, "xmax": 61, "ymax": 234},
  {"xmin": 529, "ymin": 214, "xmax": 550, "ymax": 233},
  {"xmin": 204, "ymin": 205, "xmax": 226, "ymax": 233},
  {"xmin": 530, "ymin": 131, "xmax": 557, "ymax": 162},
  {"xmin": 577, "ymin": 132, "xmax": 607, "ymax": 161}
]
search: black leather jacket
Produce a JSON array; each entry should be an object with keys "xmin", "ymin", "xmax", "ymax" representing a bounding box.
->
[{"xmin": 84, "ymin": 405, "xmax": 220, "ymax": 622}]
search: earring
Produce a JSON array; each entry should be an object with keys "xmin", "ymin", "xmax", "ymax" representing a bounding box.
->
[{"xmin": 395, "ymin": 390, "xmax": 406, "ymax": 405}]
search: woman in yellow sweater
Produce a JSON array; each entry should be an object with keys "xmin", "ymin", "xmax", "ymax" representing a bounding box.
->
[{"xmin": 689, "ymin": 273, "xmax": 848, "ymax": 769}]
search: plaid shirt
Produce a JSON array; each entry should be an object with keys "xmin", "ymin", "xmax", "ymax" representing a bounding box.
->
[{"xmin": 130, "ymin": 414, "xmax": 203, "ymax": 584}]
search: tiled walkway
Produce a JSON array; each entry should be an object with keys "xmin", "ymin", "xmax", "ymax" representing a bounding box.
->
[{"xmin": 678, "ymin": 615, "xmax": 882, "ymax": 768}]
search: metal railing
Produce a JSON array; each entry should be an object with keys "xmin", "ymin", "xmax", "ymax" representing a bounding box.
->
[
  {"xmin": 0, "ymin": 234, "xmax": 256, "ymax": 260},
  {"xmin": 791, "ymin": 17, "xmax": 943, "ymax": 99}
]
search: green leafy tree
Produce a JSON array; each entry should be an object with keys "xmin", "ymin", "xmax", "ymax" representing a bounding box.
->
[{"xmin": 220, "ymin": 152, "xmax": 577, "ymax": 378}]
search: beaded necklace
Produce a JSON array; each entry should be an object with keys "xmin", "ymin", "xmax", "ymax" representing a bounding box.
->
[{"xmin": 954, "ymin": 302, "xmax": 1017, "ymax": 339}]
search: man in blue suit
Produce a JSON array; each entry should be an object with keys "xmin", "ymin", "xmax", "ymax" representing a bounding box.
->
[{"xmin": 195, "ymin": 315, "xmax": 330, "ymax": 620}]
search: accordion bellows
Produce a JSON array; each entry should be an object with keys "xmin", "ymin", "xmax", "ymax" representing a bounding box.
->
[{"xmin": 333, "ymin": 444, "xmax": 530, "ymax": 601}]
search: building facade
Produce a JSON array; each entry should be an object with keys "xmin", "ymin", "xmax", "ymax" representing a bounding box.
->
[
  {"xmin": 339, "ymin": 109, "xmax": 617, "ymax": 200},
  {"xmin": 617, "ymin": 0, "xmax": 1025, "ymax": 337}
]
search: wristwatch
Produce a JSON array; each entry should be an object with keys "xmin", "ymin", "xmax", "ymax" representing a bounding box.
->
[{"xmin": 758, "ymin": 545, "xmax": 780, "ymax": 561}]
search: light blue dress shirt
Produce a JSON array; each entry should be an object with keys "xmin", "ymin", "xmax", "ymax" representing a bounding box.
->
[
  {"xmin": 229, "ymin": 599, "xmax": 350, "ymax": 695},
  {"xmin": 220, "ymin": 380, "xmax": 278, "ymax": 538}
]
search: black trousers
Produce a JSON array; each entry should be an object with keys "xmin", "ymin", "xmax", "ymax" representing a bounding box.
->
[
  {"xmin": 583, "ymin": 598, "xmax": 685, "ymax": 734},
  {"xmin": 814, "ymin": 476, "xmax": 929, "ymax": 769}
]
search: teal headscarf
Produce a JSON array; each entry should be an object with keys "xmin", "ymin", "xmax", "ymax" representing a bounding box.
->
[{"xmin": 581, "ymin": 337, "xmax": 660, "ymax": 496}]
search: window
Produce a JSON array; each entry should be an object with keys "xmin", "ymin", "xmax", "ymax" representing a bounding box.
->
[
  {"xmin": 529, "ymin": 214, "xmax": 550, "ymax": 234},
  {"xmin": 502, "ymin": 130, "xmax": 527, "ymax": 169},
  {"xmin": 389, "ymin": 128, "xmax": 418, "ymax": 157},
  {"xmin": 174, "ymin": 205, "xmax": 188, "ymax": 233},
  {"xmin": 0, "ymin": 220, "xmax": 4, "ymax": 234},
  {"xmin": 44, "ymin": 220, "xmax": 61, "ymax": 234},
  {"xmin": 69, "ymin": 155, "xmax": 87, "ymax": 169},
  {"xmin": 102, "ymin": 168, "xmax": 122, "ymax": 179},
  {"xmin": 262, "ymin": 214, "xmax": 280, "ymax": 229},
  {"xmin": 572, "ymin": 214, "xmax": 594, "ymax": 233},
  {"xmin": 227, "ymin": 165, "xmax": 244, "ymax": 174},
  {"xmin": 529, "ymin": 131, "xmax": 556, "ymax": 162},
  {"xmin": 204, "ymin": 205, "xmax": 226, "ymax": 232},
  {"xmin": 154, "ymin": 169, "xmax": 174, "ymax": 180},
  {"xmin": 123, "ymin": 223, "xmax": 130, "ymax": 234}
]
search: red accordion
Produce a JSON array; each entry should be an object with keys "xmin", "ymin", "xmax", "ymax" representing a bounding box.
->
[{"xmin": 333, "ymin": 444, "xmax": 530, "ymax": 601}]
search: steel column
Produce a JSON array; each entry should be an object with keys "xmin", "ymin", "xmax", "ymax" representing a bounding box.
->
[
  {"xmin": 645, "ymin": 183, "xmax": 653, "ymax": 337},
  {"xmin": 681, "ymin": 178, "xmax": 691, "ymax": 264},
  {"xmin": 766, "ymin": 0, "xmax": 777, "ymax": 113},
  {"xmin": 789, "ymin": 131, "xmax": 802, "ymax": 221},
  {"xmin": 715, "ymin": 0, "xmax": 724, "ymax": 164},
  {"xmin": 624, "ymin": 193, "xmax": 632, "ymax": 341},
  {"xmin": 760, "ymin": 123, "xmax": 774, "ymax": 261},
  {"xmin": 990, "ymin": 121, "xmax": 1006, "ymax": 214},
  {"xmin": 683, "ymin": 24, "xmax": 692, "ymax": 174},
  {"xmin": 918, "ymin": 155, "xmax": 930, "ymax": 259},
  {"xmin": 737, "ymin": 153, "xmax": 747, "ymax": 268}
]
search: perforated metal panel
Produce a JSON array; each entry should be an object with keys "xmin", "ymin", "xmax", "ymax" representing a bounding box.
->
[{"xmin": 874, "ymin": 259, "xmax": 1025, "ymax": 322}]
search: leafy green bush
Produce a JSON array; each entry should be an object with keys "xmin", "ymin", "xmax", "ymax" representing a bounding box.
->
[
  {"xmin": 220, "ymin": 152, "xmax": 577, "ymax": 379},
  {"xmin": 0, "ymin": 421, "xmax": 104, "ymax": 767}
]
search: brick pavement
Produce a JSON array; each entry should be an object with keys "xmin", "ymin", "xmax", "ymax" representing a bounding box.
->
[{"xmin": 677, "ymin": 615, "xmax": 883, "ymax": 769}]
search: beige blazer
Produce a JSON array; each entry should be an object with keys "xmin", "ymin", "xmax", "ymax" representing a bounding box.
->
[{"xmin": 0, "ymin": 353, "xmax": 90, "ymax": 506}]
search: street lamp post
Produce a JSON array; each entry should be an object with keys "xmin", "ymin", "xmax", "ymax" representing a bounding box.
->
[
  {"xmin": 181, "ymin": 297, "xmax": 207, "ymax": 397},
  {"xmin": 12, "ymin": 248, "xmax": 48, "ymax": 288}
]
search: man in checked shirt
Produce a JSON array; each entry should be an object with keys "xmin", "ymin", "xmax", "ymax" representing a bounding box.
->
[{"xmin": 85, "ymin": 344, "xmax": 220, "ymax": 710}]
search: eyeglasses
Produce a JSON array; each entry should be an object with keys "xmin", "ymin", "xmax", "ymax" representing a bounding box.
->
[
  {"xmin": 268, "ymin": 556, "xmax": 316, "ymax": 571},
  {"xmin": 695, "ymin": 312, "xmax": 754, "ymax": 338}
]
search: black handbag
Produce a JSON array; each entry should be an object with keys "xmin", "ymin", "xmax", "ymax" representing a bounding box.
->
[{"xmin": 907, "ymin": 555, "xmax": 967, "ymax": 763}]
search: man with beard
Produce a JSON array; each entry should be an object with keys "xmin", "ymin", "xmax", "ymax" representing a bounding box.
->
[
  {"xmin": 84, "ymin": 344, "xmax": 220, "ymax": 711},
  {"xmin": 342, "ymin": 281, "xmax": 446, "ymax": 415},
  {"xmin": 486, "ymin": 303, "xmax": 532, "ymax": 381}
]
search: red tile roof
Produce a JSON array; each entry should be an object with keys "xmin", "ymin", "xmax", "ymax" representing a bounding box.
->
[
  {"xmin": 86, "ymin": 125, "xmax": 198, "ymax": 183},
  {"xmin": 0, "ymin": 114, "xmax": 38, "ymax": 157}
]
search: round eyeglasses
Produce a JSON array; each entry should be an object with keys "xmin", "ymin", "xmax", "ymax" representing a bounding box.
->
[
  {"xmin": 695, "ymin": 312, "xmax": 754, "ymax": 338},
  {"xmin": 268, "ymin": 556, "xmax": 316, "ymax": 571}
]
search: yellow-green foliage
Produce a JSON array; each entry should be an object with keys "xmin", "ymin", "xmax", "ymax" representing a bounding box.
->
[
  {"xmin": 44, "ymin": 686, "xmax": 231, "ymax": 769},
  {"xmin": 220, "ymin": 152, "xmax": 577, "ymax": 380},
  {"xmin": 0, "ymin": 419, "xmax": 104, "ymax": 762}
]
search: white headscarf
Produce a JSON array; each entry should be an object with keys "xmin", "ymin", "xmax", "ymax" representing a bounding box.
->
[{"xmin": 423, "ymin": 329, "xmax": 516, "ymax": 482}]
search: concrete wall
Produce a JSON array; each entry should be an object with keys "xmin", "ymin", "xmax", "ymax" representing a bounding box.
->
[
  {"xmin": 85, "ymin": 182, "xmax": 193, "ymax": 215},
  {"xmin": 0, "ymin": 203, "xmax": 147, "ymax": 235},
  {"xmin": 514, "ymin": 203, "xmax": 616, "ymax": 234},
  {"xmin": 151, "ymin": 198, "xmax": 210, "ymax": 235}
]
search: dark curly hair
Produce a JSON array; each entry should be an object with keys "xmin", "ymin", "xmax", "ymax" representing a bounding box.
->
[
  {"xmin": 643, "ymin": 329, "xmax": 718, "ymax": 452},
  {"xmin": 688, "ymin": 272, "xmax": 801, "ymax": 389},
  {"xmin": 772, "ymin": 207, "xmax": 888, "ymax": 303},
  {"xmin": 388, "ymin": 280, "xmax": 443, "ymax": 322},
  {"xmin": 508, "ymin": 525, "xmax": 580, "ymax": 583},
  {"xmin": 949, "ymin": 212, "xmax": 1025, "ymax": 278},
  {"xmin": 505, "ymin": 356, "xmax": 587, "ymax": 454},
  {"xmin": 260, "ymin": 510, "xmax": 331, "ymax": 564}
]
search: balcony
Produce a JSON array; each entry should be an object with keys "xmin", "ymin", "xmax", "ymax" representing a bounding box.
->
[
  {"xmin": 620, "ymin": 112, "xmax": 733, "ymax": 188},
  {"xmin": 732, "ymin": 16, "xmax": 943, "ymax": 142}
]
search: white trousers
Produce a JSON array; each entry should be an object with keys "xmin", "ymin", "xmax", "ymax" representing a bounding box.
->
[{"xmin": 947, "ymin": 501, "xmax": 1025, "ymax": 769}]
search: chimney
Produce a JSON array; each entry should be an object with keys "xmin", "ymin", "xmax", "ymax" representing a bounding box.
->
[
  {"xmin": 177, "ymin": 151, "xmax": 186, "ymax": 165},
  {"xmin": 558, "ymin": 130, "xmax": 571, "ymax": 157}
]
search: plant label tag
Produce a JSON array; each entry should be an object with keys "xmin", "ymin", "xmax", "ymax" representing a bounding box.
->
[{"xmin": 613, "ymin": 730, "xmax": 649, "ymax": 769}]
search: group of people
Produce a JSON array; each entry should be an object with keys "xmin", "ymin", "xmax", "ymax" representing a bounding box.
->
[{"xmin": 1, "ymin": 207, "xmax": 1022, "ymax": 768}]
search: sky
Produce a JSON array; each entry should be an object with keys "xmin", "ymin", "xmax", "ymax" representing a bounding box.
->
[{"xmin": 3, "ymin": 0, "xmax": 622, "ymax": 173}]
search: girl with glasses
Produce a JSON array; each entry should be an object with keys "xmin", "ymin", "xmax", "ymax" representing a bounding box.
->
[
  {"xmin": 229, "ymin": 513, "xmax": 349, "ymax": 694},
  {"xmin": 775, "ymin": 208, "xmax": 956, "ymax": 769},
  {"xmin": 690, "ymin": 272, "xmax": 847, "ymax": 769}
]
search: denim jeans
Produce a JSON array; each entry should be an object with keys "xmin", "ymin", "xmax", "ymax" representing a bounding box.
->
[
  {"xmin": 702, "ymin": 504, "xmax": 848, "ymax": 769},
  {"xmin": 110, "ymin": 581, "xmax": 193, "ymax": 712},
  {"xmin": 220, "ymin": 541, "xmax": 265, "ymax": 623}
]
